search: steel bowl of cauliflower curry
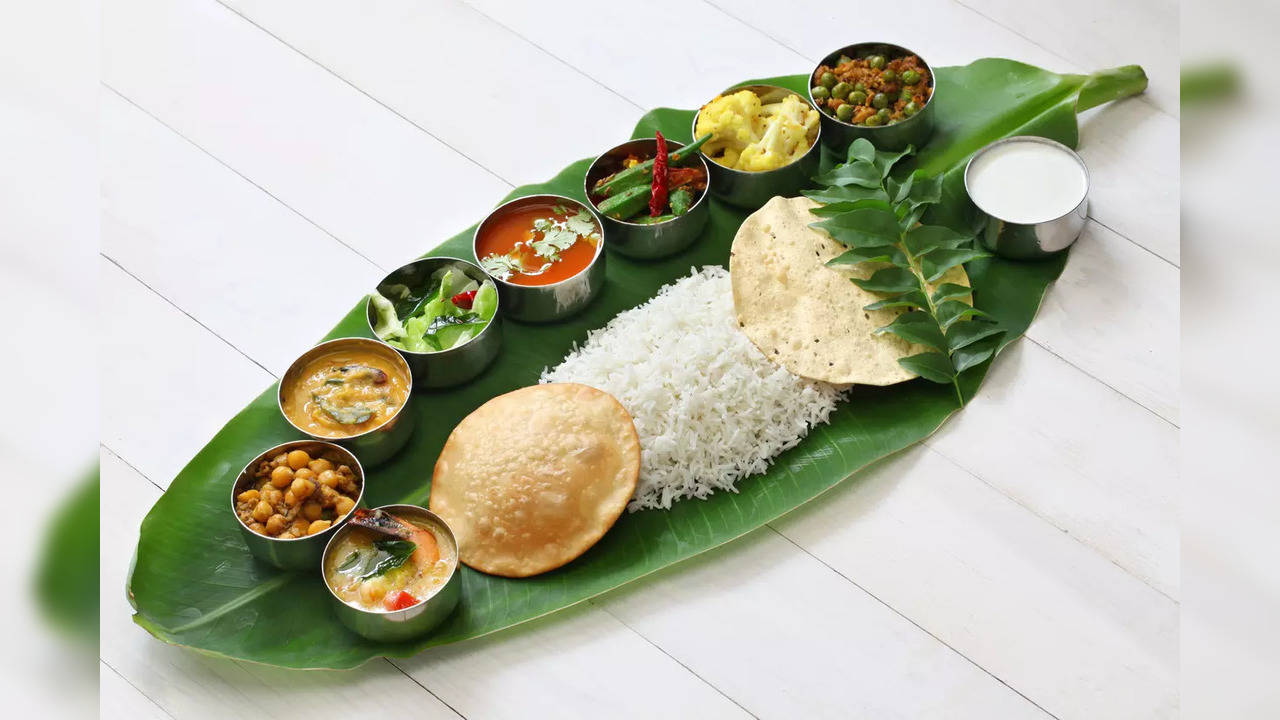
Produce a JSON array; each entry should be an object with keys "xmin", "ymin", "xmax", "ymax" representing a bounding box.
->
[{"xmin": 691, "ymin": 84, "xmax": 821, "ymax": 209}]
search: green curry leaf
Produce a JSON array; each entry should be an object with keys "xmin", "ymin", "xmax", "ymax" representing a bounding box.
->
[
  {"xmin": 897, "ymin": 352, "xmax": 956, "ymax": 383},
  {"xmin": 846, "ymin": 138, "xmax": 876, "ymax": 164},
  {"xmin": 814, "ymin": 159, "xmax": 882, "ymax": 188},
  {"xmin": 851, "ymin": 267, "xmax": 919, "ymax": 294},
  {"xmin": 802, "ymin": 184, "xmax": 890, "ymax": 206},
  {"xmin": 826, "ymin": 245, "xmax": 900, "ymax": 266},
  {"xmin": 354, "ymin": 540, "xmax": 417, "ymax": 581},
  {"xmin": 874, "ymin": 311, "xmax": 947, "ymax": 351},
  {"xmin": 946, "ymin": 320, "xmax": 1005, "ymax": 351},
  {"xmin": 810, "ymin": 207, "xmax": 901, "ymax": 247},
  {"xmin": 921, "ymin": 248, "xmax": 993, "ymax": 282}
]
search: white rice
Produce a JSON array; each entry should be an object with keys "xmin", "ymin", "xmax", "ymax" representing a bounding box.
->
[{"xmin": 540, "ymin": 266, "xmax": 846, "ymax": 512}]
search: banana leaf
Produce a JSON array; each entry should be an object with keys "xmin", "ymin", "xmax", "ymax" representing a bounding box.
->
[{"xmin": 126, "ymin": 60, "xmax": 1146, "ymax": 668}]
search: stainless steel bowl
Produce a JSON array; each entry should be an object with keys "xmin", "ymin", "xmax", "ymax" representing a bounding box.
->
[
  {"xmin": 231, "ymin": 439, "xmax": 365, "ymax": 570},
  {"xmin": 321, "ymin": 503, "xmax": 462, "ymax": 642},
  {"xmin": 279, "ymin": 337, "xmax": 416, "ymax": 466},
  {"xmin": 584, "ymin": 137, "xmax": 710, "ymax": 259},
  {"xmin": 365, "ymin": 256, "xmax": 502, "ymax": 389},
  {"xmin": 473, "ymin": 194, "xmax": 606, "ymax": 322},
  {"xmin": 691, "ymin": 84, "xmax": 822, "ymax": 210},
  {"xmin": 964, "ymin": 136, "xmax": 1090, "ymax": 260},
  {"xmin": 808, "ymin": 42, "xmax": 937, "ymax": 152}
]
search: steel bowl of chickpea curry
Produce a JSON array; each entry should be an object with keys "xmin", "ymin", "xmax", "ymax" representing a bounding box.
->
[
  {"xmin": 278, "ymin": 337, "xmax": 415, "ymax": 466},
  {"xmin": 232, "ymin": 440, "xmax": 365, "ymax": 570},
  {"xmin": 808, "ymin": 42, "xmax": 937, "ymax": 151}
]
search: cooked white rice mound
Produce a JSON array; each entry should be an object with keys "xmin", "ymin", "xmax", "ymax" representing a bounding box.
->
[{"xmin": 540, "ymin": 266, "xmax": 846, "ymax": 511}]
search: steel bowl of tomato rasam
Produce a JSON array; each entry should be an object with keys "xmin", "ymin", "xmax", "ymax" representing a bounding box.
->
[{"xmin": 472, "ymin": 194, "xmax": 607, "ymax": 322}]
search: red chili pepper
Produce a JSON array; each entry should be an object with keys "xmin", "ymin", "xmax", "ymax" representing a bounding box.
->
[
  {"xmin": 649, "ymin": 130, "xmax": 669, "ymax": 217},
  {"xmin": 384, "ymin": 590, "xmax": 419, "ymax": 611},
  {"xmin": 451, "ymin": 290, "xmax": 477, "ymax": 309}
]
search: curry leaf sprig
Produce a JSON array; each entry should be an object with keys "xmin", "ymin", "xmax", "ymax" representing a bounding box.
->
[{"xmin": 804, "ymin": 138, "xmax": 1003, "ymax": 404}]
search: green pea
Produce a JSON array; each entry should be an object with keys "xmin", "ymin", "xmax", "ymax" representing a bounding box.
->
[
  {"xmin": 812, "ymin": 86, "xmax": 830, "ymax": 100},
  {"xmin": 831, "ymin": 82, "xmax": 852, "ymax": 100},
  {"xmin": 837, "ymin": 54, "xmax": 853, "ymax": 65},
  {"xmin": 864, "ymin": 114, "xmax": 884, "ymax": 127},
  {"xmin": 881, "ymin": 69, "xmax": 897, "ymax": 83},
  {"xmin": 868, "ymin": 55, "xmax": 886, "ymax": 69},
  {"xmin": 847, "ymin": 90, "xmax": 867, "ymax": 105},
  {"xmin": 820, "ymin": 72, "xmax": 837, "ymax": 89},
  {"xmin": 901, "ymin": 69, "xmax": 921, "ymax": 85},
  {"xmin": 872, "ymin": 92, "xmax": 889, "ymax": 109},
  {"xmin": 903, "ymin": 101, "xmax": 920, "ymax": 116},
  {"xmin": 900, "ymin": 89, "xmax": 915, "ymax": 102},
  {"xmin": 836, "ymin": 103, "xmax": 855, "ymax": 122},
  {"xmin": 853, "ymin": 82, "xmax": 867, "ymax": 93}
]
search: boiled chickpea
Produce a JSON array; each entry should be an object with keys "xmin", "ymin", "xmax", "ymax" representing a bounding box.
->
[
  {"xmin": 272, "ymin": 453, "xmax": 288, "ymax": 466},
  {"xmin": 291, "ymin": 518, "xmax": 311, "ymax": 534},
  {"xmin": 336, "ymin": 465, "xmax": 353, "ymax": 478},
  {"xmin": 303, "ymin": 502, "xmax": 323, "ymax": 521},
  {"xmin": 306, "ymin": 520, "xmax": 332, "ymax": 535},
  {"xmin": 284, "ymin": 490, "xmax": 299, "ymax": 506},
  {"xmin": 237, "ymin": 488, "xmax": 260, "ymax": 504},
  {"xmin": 248, "ymin": 521, "xmax": 265, "ymax": 534},
  {"xmin": 308, "ymin": 458, "xmax": 333, "ymax": 474},
  {"xmin": 287, "ymin": 450, "xmax": 311, "ymax": 470},
  {"xmin": 290, "ymin": 478, "xmax": 315, "ymax": 501},
  {"xmin": 294, "ymin": 468, "xmax": 315, "ymax": 481},
  {"xmin": 252, "ymin": 500, "xmax": 273, "ymax": 523},
  {"xmin": 317, "ymin": 469, "xmax": 339, "ymax": 488},
  {"xmin": 270, "ymin": 465, "xmax": 294, "ymax": 488},
  {"xmin": 265, "ymin": 514, "xmax": 287, "ymax": 535},
  {"xmin": 334, "ymin": 496, "xmax": 355, "ymax": 518},
  {"xmin": 262, "ymin": 486, "xmax": 283, "ymax": 505}
]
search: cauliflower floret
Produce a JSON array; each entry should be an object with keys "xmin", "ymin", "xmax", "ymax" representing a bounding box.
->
[
  {"xmin": 694, "ymin": 90, "xmax": 765, "ymax": 160},
  {"xmin": 695, "ymin": 91, "xmax": 818, "ymax": 172}
]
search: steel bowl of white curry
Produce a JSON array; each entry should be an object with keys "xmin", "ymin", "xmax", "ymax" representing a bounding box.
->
[{"xmin": 321, "ymin": 504, "xmax": 461, "ymax": 641}]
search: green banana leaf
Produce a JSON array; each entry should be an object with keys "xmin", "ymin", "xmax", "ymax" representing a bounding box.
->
[{"xmin": 127, "ymin": 59, "xmax": 1146, "ymax": 668}]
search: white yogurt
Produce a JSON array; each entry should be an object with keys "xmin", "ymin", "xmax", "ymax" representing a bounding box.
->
[{"xmin": 966, "ymin": 139, "xmax": 1087, "ymax": 224}]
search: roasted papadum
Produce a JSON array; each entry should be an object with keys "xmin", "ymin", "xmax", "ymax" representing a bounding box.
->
[{"xmin": 730, "ymin": 196, "xmax": 971, "ymax": 385}]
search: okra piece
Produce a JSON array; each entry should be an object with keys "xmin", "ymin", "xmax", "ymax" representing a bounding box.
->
[
  {"xmin": 592, "ymin": 134, "xmax": 713, "ymax": 198},
  {"xmin": 595, "ymin": 184, "xmax": 650, "ymax": 220}
]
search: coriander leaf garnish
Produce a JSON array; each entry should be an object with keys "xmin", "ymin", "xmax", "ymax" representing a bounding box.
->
[
  {"xmin": 479, "ymin": 253, "xmax": 522, "ymax": 281},
  {"xmin": 531, "ymin": 226, "xmax": 580, "ymax": 259},
  {"xmin": 565, "ymin": 209, "xmax": 598, "ymax": 238}
]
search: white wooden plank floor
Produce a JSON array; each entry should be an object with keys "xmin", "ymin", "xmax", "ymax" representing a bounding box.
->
[{"xmin": 100, "ymin": 1, "xmax": 1180, "ymax": 717}]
